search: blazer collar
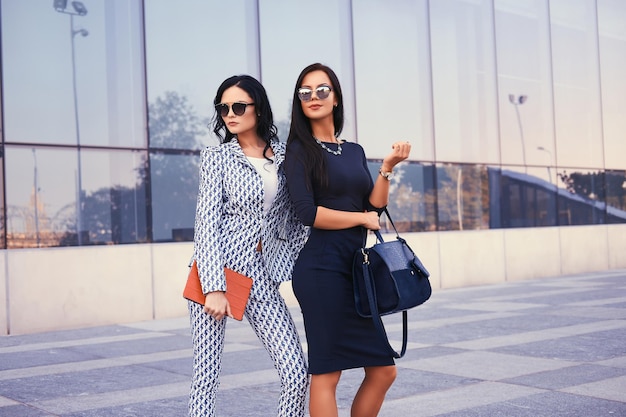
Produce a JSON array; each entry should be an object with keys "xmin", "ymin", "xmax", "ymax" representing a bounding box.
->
[{"xmin": 223, "ymin": 139, "xmax": 284, "ymax": 167}]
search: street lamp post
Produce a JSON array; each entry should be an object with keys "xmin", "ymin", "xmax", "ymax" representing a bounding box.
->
[
  {"xmin": 53, "ymin": 0, "xmax": 88, "ymax": 245},
  {"xmin": 537, "ymin": 146, "xmax": 553, "ymax": 182},
  {"xmin": 509, "ymin": 94, "xmax": 528, "ymax": 171}
]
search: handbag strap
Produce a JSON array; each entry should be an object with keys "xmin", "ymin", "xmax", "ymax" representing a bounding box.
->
[
  {"xmin": 360, "ymin": 255, "xmax": 408, "ymax": 359},
  {"xmin": 381, "ymin": 208, "xmax": 400, "ymax": 238}
]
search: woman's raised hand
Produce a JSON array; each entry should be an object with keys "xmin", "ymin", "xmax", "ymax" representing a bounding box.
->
[{"xmin": 382, "ymin": 141, "xmax": 411, "ymax": 170}]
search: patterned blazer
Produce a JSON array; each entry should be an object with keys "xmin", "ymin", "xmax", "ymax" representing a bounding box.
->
[{"xmin": 193, "ymin": 140, "xmax": 308, "ymax": 299}]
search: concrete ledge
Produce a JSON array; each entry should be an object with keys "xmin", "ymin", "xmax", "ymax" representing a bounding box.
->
[{"xmin": 2, "ymin": 224, "xmax": 625, "ymax": 334}]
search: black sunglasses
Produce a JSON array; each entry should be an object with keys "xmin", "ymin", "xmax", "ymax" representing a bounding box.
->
[
  {"xmin": 297, "ymin": 85, "xmax": 332, "ymax": 102},
  {"xmin": 215, "ymin": 102, "xmax": 255, "ymax": 117}
]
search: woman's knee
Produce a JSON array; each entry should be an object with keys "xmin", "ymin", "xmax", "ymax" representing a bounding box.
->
[
  {"xmin": 366, "ymin": 365, "xmax": 397, "ymax": 387},
  {"xmin": 311, "ymin": 371, "xmax": 341, "ymax": 390}
]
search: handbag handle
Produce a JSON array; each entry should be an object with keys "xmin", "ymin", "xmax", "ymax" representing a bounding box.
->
[
  {"xmin": 380, "ymin": 207, "xmax": 401, "ymax": 238},
  {"xmin": 360, "ymin": 254, "xmax": 408, "ymax": 358},
  {"xmin": 364, "ymin": 207, "xmax": 398, "ymax": 245}
]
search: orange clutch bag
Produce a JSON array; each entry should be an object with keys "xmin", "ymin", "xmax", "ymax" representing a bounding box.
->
[{"xmin": 183, "ymin": 260, "xmax": 252, "ymax": 321}]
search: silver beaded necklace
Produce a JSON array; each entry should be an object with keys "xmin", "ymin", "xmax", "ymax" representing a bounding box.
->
[{"xmin": 313, "ymin": 136, "xmax": 342, "ymax": 156}]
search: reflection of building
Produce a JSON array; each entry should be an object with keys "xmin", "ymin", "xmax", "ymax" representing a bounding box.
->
[
  {"xmin": 493, "ymin": 169, "xmax": 626, "ymax": 228},
  {"xmin": 1, "ymin": 1, "xmax": 625, "ymax": 334}
]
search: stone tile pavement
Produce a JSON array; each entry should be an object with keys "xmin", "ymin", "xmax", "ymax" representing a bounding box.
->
[{"xmin": 1, "ymin": 270, "xmax": 625, "ymax": 416}]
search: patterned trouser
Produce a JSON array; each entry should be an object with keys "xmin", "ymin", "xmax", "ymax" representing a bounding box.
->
[{"xmin": 187, "ymin": 291, "xmax": 308, "ymax": 417}]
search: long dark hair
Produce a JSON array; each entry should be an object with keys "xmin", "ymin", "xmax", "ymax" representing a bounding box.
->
[
  {"xmin": 212, "ymin": 75, "xmax": 277, "ymax": 160},
  {"xmin": 286, "ymin": 63, "xmax": 344, "ymax": 188}
]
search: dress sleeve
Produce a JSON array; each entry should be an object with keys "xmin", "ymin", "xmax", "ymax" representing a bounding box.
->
[
  {"xmin": 285, "ymin": 142, "xmax": 318, "ymax": 226},
  {"xmin": 193, "ymin": 147, "xmax": 227, "ymax": 294},
  {"xmin": 361, "ymin": 144, "xmax": 386, "ymax": 214}
]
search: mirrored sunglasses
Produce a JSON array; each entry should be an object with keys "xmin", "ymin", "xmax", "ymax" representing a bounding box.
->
[
  {"xmin": 215, "ymin": 102, "xmax": 255, "ymax": 117},
  {"xmin": 297, "ymin": 85, "xmax": 332, "ymax": 102}
]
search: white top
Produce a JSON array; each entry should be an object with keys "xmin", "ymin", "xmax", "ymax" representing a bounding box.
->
[{"xmin": 246, "ymin": 156, "xmax": 278, "ymax": 214}]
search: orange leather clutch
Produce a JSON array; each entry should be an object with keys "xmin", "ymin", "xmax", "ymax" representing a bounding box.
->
[{"xmin": 183, "ymin": 260, "xmax": 252, "ymax": 321}]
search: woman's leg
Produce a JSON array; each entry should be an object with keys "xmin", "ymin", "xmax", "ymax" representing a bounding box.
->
[
  {"xmin": 246, "ymin": 293, "xmax": 309, "ymax": 417},
  {"xmin": 350, "ymin": 365, "xmax": 397, "ymax": 417},
  {"xmin": 188, "ymin": 300, "xmax": 226, "ymax": 417},
  {"xmin": 309, "ymin": 371, "xmax": 342, "ymax": 417}
]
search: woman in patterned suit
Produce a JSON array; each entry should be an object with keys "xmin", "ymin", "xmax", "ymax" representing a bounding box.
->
[{"xmin": 188, "ymin": 75, "xmax": 309, "ymax": 417}]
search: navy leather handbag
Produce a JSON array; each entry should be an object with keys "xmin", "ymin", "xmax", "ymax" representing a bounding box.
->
[{"xmin": 353, "ymin": 209, "xmax": 432, "ymax": 358}]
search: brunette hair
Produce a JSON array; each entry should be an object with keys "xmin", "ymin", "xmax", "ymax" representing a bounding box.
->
[
  {"xmin": 212, "ymin": 75, "xmax": 277, "ymax": 160},
  {"xmin": 286, "ymin": 63, "xmax": 344, "ymax": 188}
]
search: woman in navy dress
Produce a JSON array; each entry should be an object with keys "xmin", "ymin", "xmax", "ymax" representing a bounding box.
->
[{"xmin": 284, "ymin": 63, "xmax": 411, "ymax": 417}]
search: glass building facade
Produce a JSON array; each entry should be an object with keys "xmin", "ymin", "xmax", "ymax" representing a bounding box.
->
[{"xmin": 1, "ymin": 0, "xmax": 625, "ymax": 249}]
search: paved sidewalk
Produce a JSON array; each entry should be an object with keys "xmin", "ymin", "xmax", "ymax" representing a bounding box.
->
[{"xmin": 1, "ymin": 270, "xmax": 625, "ymax": 416}]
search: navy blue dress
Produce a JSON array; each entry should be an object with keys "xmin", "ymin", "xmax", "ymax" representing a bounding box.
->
[{"xmin": 285, "ymin": 140, "xmax": 395, "ymax": 374}]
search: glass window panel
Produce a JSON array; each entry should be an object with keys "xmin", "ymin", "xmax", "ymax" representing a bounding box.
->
[
  {"xmin": 0, "ymin": 151, "xmax": 5, "ymax": 249},
  {"xmin": 150, "ymin": 152, "xmax": 200, "ymax": 242},
  {"xmin": 605, "ymin": 170, "xmax": 626, "ymax": 223},
  {"xmin": 436, "ymin": 163, "xmax": 491, "ymax": 231},
  {"xmin": 259, "ymin": 0, "xmax": 356, "ymax": 142},
  {"xmin": 0, "ymin": 71, "xmax": 4, "ymax": 248},
  {"xmin": 145, "ymin": 1, "xmax": 257, "ymax": 149},
  {"xmin": 366, "ymin": 161, "xmax": 437, "ymax": 233},
  {"xmin": 1, "ymin": 1, "xmax": 145, "ymax": 148},
  {"xmin": 80, "ymin": 149, "xmax": 148, "ymax": 244},
  {"xmin": 430, "ymin": 0, "xmax": 500, "ymax": 164},
  {"xmin": 5, "ymin": 147, "xmax": 147, "ymax": 248},
  {"xmin": 352, "ymin": 0, "xmax": 434, "ymax": 160},
  {"xmin": 550, "ymin": 0, "xmax": 603, "ymax": 168},
  {"xmin": 494, "ymin": 0, "xmax": 555, "ymax": 167},
  {"xmin": 597, "ymin": 1, "xmax": 626, "ymax": 170},
  {"xmin": 556, "ymin": 167, "xmax": 606, "ymax": 225},
  {"xmin": 497, "ymin": 166, "xmax": 557, "ymax": 228}
]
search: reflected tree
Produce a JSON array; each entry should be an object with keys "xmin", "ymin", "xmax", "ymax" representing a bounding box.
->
[
  {"xmin": 149, "ymin": 91, "xmax": 208, "ymax": 149},
  {"xmin": 559, "ymin": 170, "xmax": 626, "ymax": 213},
  {"xmin": 146, "ymin": 91, "xmax": 209, "ymax": 241},
  {"xmin": 558, "ymin": 170, "xmax": 604, "ymax": 200}
]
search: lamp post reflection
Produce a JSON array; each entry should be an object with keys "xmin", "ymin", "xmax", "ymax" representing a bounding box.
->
[
  {"xmin": 53, "ymin": 0, "xmax": 88, "ymax": 245},
  {"xmin": 32, "ymin": 149, "xmax": 41, "ymax": 247},
  {"xmin": 537, "ymin": 146, "xmax": 553, "ymax": 182},
  {"xmin": 509, "ymin": 94, "xmax": 527, "ymax": 172}
]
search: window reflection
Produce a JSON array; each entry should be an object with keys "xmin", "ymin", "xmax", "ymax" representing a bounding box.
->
[
  {"xmin": 352, "ymin": 0, "xmax": 434, "ymax": 160},
  {"xmin": 550, "ymin": 0, "xmax": 603, "ymax": 168},
  {"xmin": 498, "ymin": 166, "xmax": 557, "ymax": 228},
  {"xmin": 150, "ymin": 152, "xmax": 199, "ymax": 242},
  {"xmin": 429, "ymin": 0, "xmax": 499, "ymax": 164},
  {"xmin": 259, "ymin": 0, "xmax": 356, "ymax": 142},
  {"xmin": 598, "ymin": 1, "xmax": 626, "ymax": 169},
  {"xmin": 148, "ymin": 91, "xmax": 209, "ymax": 150},
  {"xmin": 144, "ymin": 1, "xmax": 255, "ymax": 149},
  {"xmin": 437, "ymin": 163, "xmax": 491, "ymax": 231},
  {"xmin": 1, "ymin": 1, "xmax": 145, "ymax": 148},
  {"xmin": 1, "ymin": 0, "xmax": 624, "ymax": 251},
  {"xmin": 494, "ymin": 0, "xmax": 555, "ymax": 167},
  {"xmin": 5, "ymin": 146, "xmax": 147, "ymax": 248},
  {"xmin": 367, "ymin": 161, "xmax": 436, "ymax": 233},
  {"xmin": 605, "ymin": 170, "xmax": 626, "ymax": 223},
  {"xmin": 556, "ymin": 167, "xmax": 606, "ymax": 225}
]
